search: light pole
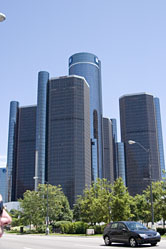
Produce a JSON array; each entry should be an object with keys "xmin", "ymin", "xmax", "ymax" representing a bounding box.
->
[
  {"xmin": 0, "ymin": 13, "xmax": 6, "ymax": 22},
  {"xmin": 128, "ymin": 140, "xmax": 154, "ymax": 227},
  {"xmin": 33, "ymin": 176, "xmax": 49, "ymax": 235}
]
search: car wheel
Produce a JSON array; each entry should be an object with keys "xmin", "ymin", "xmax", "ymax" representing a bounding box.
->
[
  {"xmin": 129, "ymin": 237, "xmax": 137, "ymax": 247},
  {"xmin": 151, "ymin": 243, "xmax": 157, "ymax": 246},
  {"xmin": 104, "ymin": 235, "xmax": 111, "ymax": 246}
]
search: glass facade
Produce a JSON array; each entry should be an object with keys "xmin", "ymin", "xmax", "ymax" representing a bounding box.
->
[
  {"xmin": 120, "ymin": 93, "xmax": 160, "ymax": 196},
  {"xmin": 15, "ymin": 106, "xmax": 36, "ymax": 199},
  {"xmin": 154, "ymin": 97, "xmax": 165, "ymax": 179},
  {"xmin": 69, "ymin": 52, "xmax": 103, "ymax": 178},
  {"xmin": 47, "ymin": 76, "xmax": 91, "ymax": 206},
  {"xmin": 6, "ymin": 101, "xmax": 19, "ymax": 201},
  {"xmin": 91, "ymin": 138, "xmax": 98, "ymax": 182},
  {"xmin": 111, "ymin": 118, "xmax": 119, "ymax": 179},
  {"xmin": 103, "ymin": 118, "xmax": 114, "ymax": 183},
  {"xmin": 116, "ymin": 142, "xmax": 126, "ymax": 186},
  {"xmin": 0, "ymin": 168, "xmax": 7, "ymax": 202},
  {"xmin": 35, "ymin": 71, "xmax": 49, "ymax": 185}
]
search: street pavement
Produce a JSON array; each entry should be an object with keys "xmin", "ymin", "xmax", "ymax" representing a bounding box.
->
[{"xmin": 0, "ymin": 234, "xmax": 165, "ymax": 249}]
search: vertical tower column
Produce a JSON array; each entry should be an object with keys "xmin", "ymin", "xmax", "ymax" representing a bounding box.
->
[
  {"xmin": 35, "ymin": 71, "xmax": 49, "ymax": 186},
  {"xmin": 69, "ymin": 52, "xmax": 104, "ymax": 179},
  {"xmin": 6, "ymin": 101, "xmax": 19, "ymax": 201}
]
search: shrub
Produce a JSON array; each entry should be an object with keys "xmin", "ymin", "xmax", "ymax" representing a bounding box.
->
[{"xmin": 156, "ymin": 227, "xmax": 166, "ymax": 236}]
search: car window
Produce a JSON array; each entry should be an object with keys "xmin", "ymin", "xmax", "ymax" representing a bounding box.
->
[
  {"xmin": 118, "ymin": 223, "xmax": 126, "ymax": 230},
  {"xmin": 111, "ymin": 222, "xmax": 118, "ymax": 229},
  {"xmin": 126, "ymin": 222, "xmax": 147, "ymax": 231}
]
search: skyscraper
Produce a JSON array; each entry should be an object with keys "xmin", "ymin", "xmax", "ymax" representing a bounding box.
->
[
  {"xmin": 0, "ymin": 168, "xmax": 7, "ymax": 202},
  {"xmin": 69, "ymin": 52, "xmax": 103, "ymax": 179},
  {"xmin": 116, "ymin": 142, "xmax": 126, "ymax": 186},
  {"xmin": 15, "ymin": 106, "xmax": 36, "ymax": 199},
  {"xmin": 110, "ymin": 118, "xmax": 118, "ymax": 180},
  {"xmin": 47, "ymin": 75, "xmax": 91, "ymax": 206},
  {"xmin": 6, "ymin": 101, "xmax": 19, "ymax": 201},
  {"xmin": 35, "ymin": 71, "xmax": 49, "ymax": 187},
  {"xmin": 154, "ymin": 98, "xmax": 165, "ymax": 179},
  {"xmin": 6, "ymin": 103, "xmax": 37, "ymax": 200},
  {"xmin": 103, "ymin": 118, "xmax": 114, "ymax": 183},
  {"xmin": 119, "ymin": 93, "xmax": 161, "ymax": 196}
]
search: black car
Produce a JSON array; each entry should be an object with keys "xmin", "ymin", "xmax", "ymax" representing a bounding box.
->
[{"xmin": 103, "ymin": 221, "xmax": 161, "ymax": 247}]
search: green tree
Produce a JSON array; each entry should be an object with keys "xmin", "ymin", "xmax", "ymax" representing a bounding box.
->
[
  {"xmin": 110, "ymin": 178, "xmax": 132, "ymax": 221},
  {"xmin": 19, "ymin": 184, "xmax": 72, "ymax": 230},
  {"xmin": 74, "ymin": 178, "xmax": 112, "ymax": 224}
]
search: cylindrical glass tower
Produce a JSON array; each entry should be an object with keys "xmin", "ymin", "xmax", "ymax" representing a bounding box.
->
[
  {"xmin": 6, "ymin": 101, "xmax": 19, "ymax": 201},
  {"xmin": 35, "ymin": 71, "xmax": 49, "ymax": 187},
  {"xmin": 69, "ymin": 52, "xmax": 103, "ymax": 178}
]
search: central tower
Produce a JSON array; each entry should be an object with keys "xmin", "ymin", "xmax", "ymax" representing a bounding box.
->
[{"xmin": 69, "ymin": 52, "xmax": 103, "ymax": 178}]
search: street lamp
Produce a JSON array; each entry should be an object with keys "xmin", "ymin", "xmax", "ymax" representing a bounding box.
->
[
  {"xmin": 0, "ymin": 13, "xmax": 6, "ymax": 22},
  {"xmin": 33, "ymin": 176, "xmax": 49, "ymax": 235},
  {"xmin": 128, "ymin": 140, "xmax": 154, "ymax": 228}
]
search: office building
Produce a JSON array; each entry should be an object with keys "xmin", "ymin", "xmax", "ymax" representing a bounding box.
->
[
  {"xmin": 116, "ymin": 142, "xmax": 126, "ymax": 185},
  {"xmin": 103, "ymin": 118, "xmax": 114, "ymax": 183},
  {"xmin": 119, "ymin": 93, "xmax": 160, "ymax": 196},
  {"xmin": 47, "ymin": 75, "xmax": 91, "ymax": 206},
  {"xmin": 69, "ymin": 52, "xmax": 104, "ymax": 179},
  {"xmin": 0, "ymin": 168, "xmax": 7, "ymax": 201},
  {"xmin": 35, "ymin": 71, "xmax": 49, "ymax": 187},
  {"xmin": 110, "ymin": 118, "xmax": 119, "ymax": 180},
  {"xmin": 6, "ymin": 104, "xmax": 36, "ymax": 200},
  {"xmin": 15, "ymin": 106, "xmax": 36, "ymax": 199},
  {"xmin": 154, "ymin": 98, "xmax": 165, "ymax": 179},
  {"xmin": 6, "ymin": 101, "xmax": 19, "ymax": 201}
]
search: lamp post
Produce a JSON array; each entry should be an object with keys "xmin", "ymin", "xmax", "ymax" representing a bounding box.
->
[
  {"xmin": 128, "ymin": 140, "xmax": 154, "ymax": 227},
  {"xmin": 0, "ymin": 13, "xmax": 6, "ymax": 22},
  {"xmin": 33, "ymin": 176, "xmax": 49, "ymax": 235}
]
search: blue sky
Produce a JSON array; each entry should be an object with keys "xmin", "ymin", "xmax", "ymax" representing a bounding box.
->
[{"xmin": 0, "ymin": 0, "xmax": 166, "ymax": 167}]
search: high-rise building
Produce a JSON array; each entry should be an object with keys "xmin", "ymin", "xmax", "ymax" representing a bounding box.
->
[
  {"xmin": 154, "ymin": 98, "xmax": 165, "ymax": 179},
  {"xmin": 119, "ymin": 93, "xmax": 161, "ymax": 196},
  {"xmin": 116, "ymin": 142, "xmax": 126, "ymax": 186},
  {"xmin": 6, "ymin": 101, "xmax": 19, "ymax": 201},
  {"xmin": 103, "ymin": 118, "xmax": 114, "ymax": 183},
  {"xmin": 110, "ymin": 118, "xmax": 118, "ymax": 180},
  {"xmin": 35, "ymin": 71, "xmax": 49, "ymax": 187},
  {"xmin": 69, "ymin": 52, "xmax": 104, "ymax": 179},
  {"xmin": 0, "ymin": 168, "xmax": 7, "ymax": 202},
  {"xmin": 47, "ymin": 75, "xmax": 91, "ymax": 206},
  {"xmin": 15, "ymin": 106, "xmax": 36, "ymax": 199},
  {"xmin": 6, "ymin": 104, "xmax": 36, "ymax": 200}
]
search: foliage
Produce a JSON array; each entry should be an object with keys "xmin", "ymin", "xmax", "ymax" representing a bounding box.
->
[
  {"xmin": 18, "ymin": 184, "xmax": 72, "ymax": 230},
  {"xmin": 109, "ymin": 178, "xmax": 133, "ymax": 221},
  {"xmin": 73, "ymin": 177, "xmax": 132, "ymax": 224},
  {"xmin": 74, "ymin": 178, "xmax": 112, "ymax": 224},
  {"xmin": 52, "ymin": 221, "xmax": 88, "ymax": 234}
]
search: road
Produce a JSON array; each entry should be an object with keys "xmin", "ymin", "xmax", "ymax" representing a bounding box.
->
[{"xmin": 0, "ymin": 234, "xmax": 165, "ymax": 249}]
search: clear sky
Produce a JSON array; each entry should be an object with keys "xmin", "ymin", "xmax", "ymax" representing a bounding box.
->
[{"xmin": 0, "ymin": 0, "xmax": 166, "ymax": 168}]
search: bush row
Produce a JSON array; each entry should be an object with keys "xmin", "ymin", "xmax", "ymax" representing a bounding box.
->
[{"xmin": 51, "ymin": 221, "xmax": 106, "ymax": 234}]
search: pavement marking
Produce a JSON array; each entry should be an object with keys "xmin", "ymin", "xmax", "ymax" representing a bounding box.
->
[{"xmin": 24, "ymin": 247, "xmax": 33, "ymax": 249}]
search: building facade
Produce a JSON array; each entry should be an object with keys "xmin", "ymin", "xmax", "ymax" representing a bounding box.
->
[
  {"xmin": 154, "ymin": 97, "xmax": 165, "ymax": 179},
  {"xmin": 69, "ymin": 52, "xmax": 104, "ymax": 179},
  {"xmin": 15, "ymin": 106, "xmax": 36, "ymax": 199},
  {"xmin": 103, "ymin": 118, "xmax": 114, "ymax": 183},
  {"xmin": 110, "ymin": 118, "xmax": 118, "ymax": 180},
  {"xmin": 116, "ymin": 142, "xmax": 126, "ymax": 185},
  {"xmin": 6, "ymin": 101, "xmax": 19, "ymax": 201},
  {"xmin": 119, "ymin": 93, "xmax": 160, "ymax": 196},
  {"xmin": 6, "ymin": 104, "xmax": 36, "ymax": 200},
  {"xmin": 47, "ymin": 75, "xmax": 91, "ymax": 206},
  {"xmin": 0, "ymin": 168, "xmax": 7, "ymax": 201},
  {"xmin": 35, "ymin": 71, "xmax": 49, "ymax": 187}
]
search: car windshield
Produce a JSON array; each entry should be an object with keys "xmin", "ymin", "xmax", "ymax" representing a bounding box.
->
[{"xmin": 126, "ymin": 222, "xmax": 147, "ymax": 231}]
